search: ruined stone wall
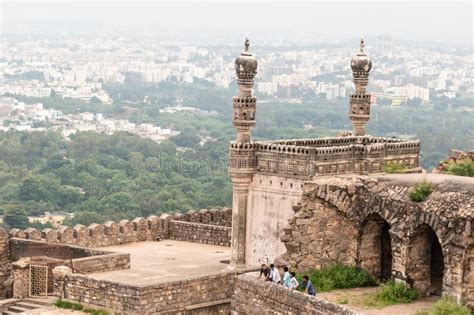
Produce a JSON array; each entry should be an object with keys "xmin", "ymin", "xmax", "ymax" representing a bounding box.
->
[
  {"xmin": 172, "ymin": 208, "xmax": 232, "ymax": 227},
  {"xmin": 231, "ymin": 273, "xmax": 357, "ymax": 314},
  {"xmin": 9, "ymin": 239, "xmax": 130, "ymax": 275},
  {"xmin": 66, "ymin": 253, "xmax": 130, "ymax": 274},
  {"xmin": 0, "ymin": 229, "xmax": 10, "ymax": 298},
  {"xmin": 2, "ymin": 208, "xmax": 232, "ymax": 252},
  {"xmin": 246, "ymin": 174, "xmax": 304, "ymax": 265},
  {"xmin": 7, "ymin": 215, "xmax": 167, "ymax": 248},
  {"xmin": 281, "ymin": 174, "xmax": 473, "ymax": 307},
  {"xmin": 281, "ymin": 199, "xmax": 358, "ymax": 271},
  {"xmin": 54, "ymin": 270, "xmax": 242, "ymax": 314},
  {"xmin": 169, "ymin": 221, "xmax": 231, "ymax": 247}
]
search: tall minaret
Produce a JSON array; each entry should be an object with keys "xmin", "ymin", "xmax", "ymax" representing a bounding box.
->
[
  {"xmin": 349, "ymin": 38, "xmax": 372, "ymax": 136},
  {"xmin": 228, "ymin": 37, "xmax": 258, "ymax": 267}
]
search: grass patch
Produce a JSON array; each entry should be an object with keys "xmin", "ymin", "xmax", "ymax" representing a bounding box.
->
[
  {"xmin": 297, "ymin": 263, "xmax": 376, "ymax": 292},
  {"xmin": 336, "ymin": 296, "xmax": 349, "ymax": 304},
  {"xmin": 364, "ymin": 281, "xmax": 419, "ymax": 307},
  {"xmin": 382, "ymin": 162, "xmax": 407, "ymax": 174},
  {"xmin": 446, "ymin": 159, "xmax": 474, "ymax": 177},
  {"xmin": 54, "ymin": 299, "xmax": 111, "ymax": 315},
  {"xmin": 54, "ymin": 299, "xmax": 84, "ymax": 310},
  {"xmin": 415, "ymin": 297, "xmax": 471, "ymax": 315},
  {"xmin": 409, "ymin": 180, "xmax": 433, "ymax": 202}
]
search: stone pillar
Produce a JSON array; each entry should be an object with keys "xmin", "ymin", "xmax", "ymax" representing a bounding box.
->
[
  {"xmin": 12, "ymin": 258, "xmax": 30, "ymax": 298},
  {"xmin": 231, "ymin": 182, "xmax": 251, "ymax": 267},
  {"xmin": 228, "ymin": 38, "xmax": 258, "ymax": 268},
  {"xmin": 52, "ymin": 265, "xmax": 71, "ymax": 299}
]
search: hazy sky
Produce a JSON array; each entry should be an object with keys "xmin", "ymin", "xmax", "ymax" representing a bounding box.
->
[{"xmin": 1, "ymin": 1, "xmax": 473, "ymax": 45}]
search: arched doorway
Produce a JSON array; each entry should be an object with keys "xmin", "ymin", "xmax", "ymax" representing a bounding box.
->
[
  {"xmin": 358, "ymin": 213, "xmax": 393, "ymax": 281},
  {"xmin": 408, "ymin": 224, "xmax": 444, "ymax": 296}
]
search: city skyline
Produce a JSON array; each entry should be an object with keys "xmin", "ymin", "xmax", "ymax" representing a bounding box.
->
[{"xmin": 2, "ymin": 1, "xmax": 472, "ymax": 46}]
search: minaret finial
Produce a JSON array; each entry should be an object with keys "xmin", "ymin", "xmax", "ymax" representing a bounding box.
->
[
  {"xmin": 244, "ymin": 37, "xmax": 250, "ymax": 52},
  {"xmin": 359, "ymin": 37, "xmax": 365, "ymax": 53}
]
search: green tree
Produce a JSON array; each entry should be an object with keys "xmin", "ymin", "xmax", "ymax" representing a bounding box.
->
[
  {"xmin": 19, "ymin": 177, "xmax": 52, "ymax": 202},
  {"xmin": 3, "ymin": 206, "xmax": 29, "ymax": 229},
  {"xmin": 100, "ymin": 192, "xmax": 141, "ymax": 217},
  {"xmin": 63, "ymin": 211, "xmax": 105, "ymax": 227}
]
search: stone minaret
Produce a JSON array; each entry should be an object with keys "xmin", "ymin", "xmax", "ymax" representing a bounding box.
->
[
  {"xmin": 349, "ymin": 38, "xmax": 372, "ymax": 136},
  {"xmin": 228, "ymin": 38, "xmax": 258, "ymax": 267}
]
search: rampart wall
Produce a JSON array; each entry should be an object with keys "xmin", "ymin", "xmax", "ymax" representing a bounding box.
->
[
  {"xmin": 281, "ymin": 174, "xmax": 473, "ymax": 308},
  {"xmin": 169, "ymin": 221, "xmax": 231, "ymax": 246},
  {"xmin": 231, "ymin": 273, "xmax": 358, "ymax": 314},
  {"xmin": 53, "ymin": 268, "xmax": 247, "ymax": 315},
  {"xmin": 0, "ymin": 208, "xmax": 232, "ymax": 298},
  {"xmin": 2, "ymin": 207, "xmax": 232, "ymax": 249}
]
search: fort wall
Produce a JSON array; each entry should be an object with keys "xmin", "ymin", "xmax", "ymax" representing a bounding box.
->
[
  {"xmin": 169, "ymin": 221, "xmax": 231, "ymax": 246},
  {"xmin": 1, "ymin": 208, "xmax": 233, "ymax": 250},
  {"xmin": 231, "ymin": 273, "xmax": 358, "ymax": 314},
  {"xmin": 281, "ymin": 174, "xmax": 473, "ymax": 308},
  {"xmin": 53, "ymin": 268, "xmax": 248, "ymax": 314},
  {"xmin": 0, "ymin": 208, "xmax": 233, "ymax": 298},
  {"xmin": 10, "ymin": 239, "xmax": 130, "ymax": 275},
  {"xmin": 246, "ymin": 174, "xmax": 304, "ymax": 265}
]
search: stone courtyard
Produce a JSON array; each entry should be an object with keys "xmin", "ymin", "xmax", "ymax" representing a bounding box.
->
[{"xmin": 89, "ymin": 240, "xmax": 231, "ymax": 286}]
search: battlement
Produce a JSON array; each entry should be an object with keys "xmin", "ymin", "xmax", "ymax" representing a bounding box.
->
[
  {"xmin": 251, "ymin": 136, "xmax": 420, "ymax": 178},
  {"xmin": 1, "ymin": 207, "xmax": 232, "ymax": 250}
]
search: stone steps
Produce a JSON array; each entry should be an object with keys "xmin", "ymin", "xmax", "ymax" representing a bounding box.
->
[{"xmin": 2, "ymin": 297, "xmax": 56, "ymax": 315}]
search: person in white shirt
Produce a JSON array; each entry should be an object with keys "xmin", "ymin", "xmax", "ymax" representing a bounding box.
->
[
  {"xmin": 269, "ymin": 264, "xmax": 281, "ymax": 283},
  {"xmin": 282, "ymin": 266, "xmax": 291, "ymax": 288},
  {"xmin": 289, "ymin": 272, "xmax": 299, "ymax": 290}
]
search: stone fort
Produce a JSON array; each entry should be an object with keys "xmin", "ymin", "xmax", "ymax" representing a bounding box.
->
[{"xmin": 0, "ymin": 38, "xmax": 471, "ymax": 314}]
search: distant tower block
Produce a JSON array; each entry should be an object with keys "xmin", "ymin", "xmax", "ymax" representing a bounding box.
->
[
  {"xmin": 349, "ymin": 38, "xmax": 372, "ymax": 136},
  {"xmin": 228, "ymin": 37, "xmax": 258, "ymax": 267}
]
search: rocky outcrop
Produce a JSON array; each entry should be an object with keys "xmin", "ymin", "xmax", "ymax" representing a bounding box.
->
[{"xmin": 432, "ymin": 149, "xmax": 473, "ymax": 174}]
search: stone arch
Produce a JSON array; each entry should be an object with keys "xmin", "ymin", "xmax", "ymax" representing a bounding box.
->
[
  {"xmin": 407, "ymin": 224, "xmax": 444, "ymax": 296},
  {"xmin": 357, "ymin": 213, "xmax": 393, "ymax": 281},
  {"xmin": 461, "ymin": 244, "xmax": 474, "ymax": 308}
]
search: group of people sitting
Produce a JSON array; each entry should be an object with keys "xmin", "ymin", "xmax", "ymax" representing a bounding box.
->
[{"xmin": 258, "ymin": 263, "xmax": 316, "ymax": 296}]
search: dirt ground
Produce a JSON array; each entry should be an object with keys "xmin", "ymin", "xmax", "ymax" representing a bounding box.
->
[{"xmin": 318, "ymin": 287, "xmax": 439, "ymax": 315}]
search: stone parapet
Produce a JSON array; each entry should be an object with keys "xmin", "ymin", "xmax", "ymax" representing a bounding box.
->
[
  {"xmin": 1, "ymin": 208, "xmax": 232, "ymax": 261},
  {"xmin": 9, "ymin": 239, "xmax": 130, "ymax": 275},
  {"xmin": 168, "ymin": 221, "xmax": 231, "ymax": 247},
  {"xmin": 53, "ymin": 269, "xmax": 257, "ymax": 314},
  {"xmin": 254, "ymin": 136, "xmax": 420, "ymax": 178},
  {"xmin": 172, "ymin": 207, "xmax": 232, "ymax": 227},
  {"xmin": 231, "ymin": 272, "xmax": 359, "ymax": 314}
]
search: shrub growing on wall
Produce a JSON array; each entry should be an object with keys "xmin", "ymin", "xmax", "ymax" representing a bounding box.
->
[
  {"xmin": 297, "ymin": 263, "xmax": 376, "ymax": 292},
  {"xmin": 382, "ymin": 162, "xmax": 407, "ymax": 174},
  {"xmin": 409, "ymin": 180, "xmax": 433, "ymax": 202}
]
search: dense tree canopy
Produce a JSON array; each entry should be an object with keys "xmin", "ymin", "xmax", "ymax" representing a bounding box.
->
[{"xmin": 0, "ymin": 131, "xmax": 232, "ymax": 226}]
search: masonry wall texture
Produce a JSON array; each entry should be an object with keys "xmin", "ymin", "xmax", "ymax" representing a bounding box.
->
[
  {"xmin": 280, "ymin": 174, "xmax": 473, "ymax": 308},
  {"xmin": 231, "ymin": 273, "xmax": 358, "ymax": 314},
  {"xmin": 0, "ymin": 208, "xmax": 232, "ymax": 299},
  {"xmin": 54, "ymin": 268, "xmax": 240, "ymax": 314},
  {"xmin": 1, "ymin": 208, "xmax": 232, "ymax": 251},
  {"xmin": 0, "ymin": 230, "xmax": 10, "ymax": 298},
  {"xmin": 169, "ymin": 221, "xmax": 231, "ymax": 246}
]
